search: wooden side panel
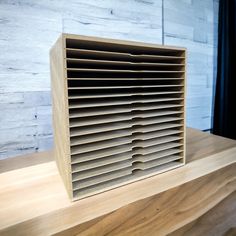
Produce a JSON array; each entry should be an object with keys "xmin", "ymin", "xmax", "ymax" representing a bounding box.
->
[
  {"xmin": 182, "ymin": 49, "xmax": 187, "ymax": 165},
  {"xmin": 50, "ymin": 35, "xmax": 72, "ymax": 199}
]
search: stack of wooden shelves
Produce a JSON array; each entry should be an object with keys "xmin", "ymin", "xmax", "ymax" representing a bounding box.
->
[{"xmin": 50, "ymin": 34, "xmax": 186, "ymax": 201}]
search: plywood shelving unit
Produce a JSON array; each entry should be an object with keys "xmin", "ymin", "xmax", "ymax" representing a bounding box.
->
[{"xmin": 50, "ymin": 34, "xmax": 186, "ymax": 201}]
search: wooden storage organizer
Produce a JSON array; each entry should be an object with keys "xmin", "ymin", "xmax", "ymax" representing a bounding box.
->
[{"xmin": 50, "ymin": 34, "xmax": 186, "ymax": 201}]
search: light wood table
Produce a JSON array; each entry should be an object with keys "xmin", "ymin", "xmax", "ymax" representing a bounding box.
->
[{"xmin": 0, "ymin": 128, "xmax": 236, "ymax": 236}]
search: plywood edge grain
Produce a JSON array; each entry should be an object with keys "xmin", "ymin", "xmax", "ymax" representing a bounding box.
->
[{"xmin": 50, "ymin": 35, "xmax": 73, "ymax": 199}]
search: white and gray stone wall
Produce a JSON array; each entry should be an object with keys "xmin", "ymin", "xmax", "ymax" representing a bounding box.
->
[{"xmin": 0, "ymin": 0, "xmax": 219, "ymax": 159}]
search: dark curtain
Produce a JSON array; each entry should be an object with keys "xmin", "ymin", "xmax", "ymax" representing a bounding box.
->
[{"xmin": 213, "ymin": 0, "xmax": 236, "ymax": 139}]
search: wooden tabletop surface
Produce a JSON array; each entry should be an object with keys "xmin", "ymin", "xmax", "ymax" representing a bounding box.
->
[{"xmin": 0, "ymin": 127, "xmax": 235, "ymax": 235}]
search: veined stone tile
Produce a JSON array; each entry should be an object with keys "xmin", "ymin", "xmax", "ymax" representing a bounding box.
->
[
  {"xmin": 23, "ymin": 91, "xmax": 52, "ymax": 107},
  {"xmin": 0, "ymin": 125, "xmax": 37, "ymax": 145},
  {"xmin": 63, "ymin": 0, "xmax": 162, "ymax": 12},
  {"xmin": 0, "ymin": 106, "xmax": 37, "ymax": 125},
  {"xmin": 164, "ymin": 21, "xmax": 194, "ymax": 40},
  {"xmin": 0, "ymin": 73, "xmax": 51, "ymax": 93},
  {"xmin": 164, "ymin": 8, "xmax": 195, "ymax": 25},
  {"xmin": 0, "ymin": 137, "xmax": 38, "ymax": 159},
  {"xmin": 187, "ymin": 85, "xmax": 213, "ymax": 98},
  {"xmin": 187, "ymin": 116, "xmax": 212, "ymax": 130},
  {"xmin": 187, "ymin": 95, "xmax": 213, "ymax": 109},
  {"xmin": 37, "ymin": 135, "xmax": 53, "ymax": 152},
  {"xmin": 37, "ymin": 124, "xmax": 53, "ymax": 136},
  {"xmin": 0, "ymin": 92, "xmax": 24, "ymax": 104},
  {"xmin": 186, "ymin": 75, "xmax": 208, "ymax": 87}
]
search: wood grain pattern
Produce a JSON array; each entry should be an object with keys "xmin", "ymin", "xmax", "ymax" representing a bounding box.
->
[
  {"xmin": 50, "ymin": 33, "xmax": 187, "ymax": 200},
  {"xmin": 186, "ymin": 128, "xmax": 236, "ymax": 163},
  {"xmin": 0, "ymin": 150, "xmax": 53, "ymax": 174},
  {"xmin": 0, "ymin": 128, "xmax": 235, "ymax": 236},
  {"xmin": 169, "ymin": 191, "xmax": 236, "ymax": 236},
  {"xmin": 224, "ymin": 228, "xmax": 236, "ymax": 236},
  {"xmin": 55, "ymin": 164, "xmax": 236, "ymax": 236}
]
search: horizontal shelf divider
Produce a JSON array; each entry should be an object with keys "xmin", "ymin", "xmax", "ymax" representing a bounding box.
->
[
  {"xmin": 67, "ymin": 68, "xmax": 185, "ymax": 73},
  {"xmin": 70, "ymin": 129, "xmax": 183, "ymax": 155},
  {"xmin": 66, "ymin": 39, "xmax": 185, "ymax": 55},
  {"xmin": 133, "ymin": 150, "xmax": 183, "ymax": 163},
  {"xmin": 69, "ymin": 104, "xmax": 183, "ymax": 118},
  {"xmin": 67, "ymin": 58, "xmax": 184, "ymax": 67},
  {"xmin": 72, "ymin": 150, "xmax": 183, "ymax": 188},
  {"xmin": 71, "ymin": 144, "xmax": 133, "ymax": 165},
  {"xmin": 69, "ymin": 97, "xmax": 184, "ymax": 109},
  {"xmin": 133, "ymin": 142, "xmax": 183, "ymax": 155},
  {"xmin": 72, "ymin": 161, "xmax": 183, "ymax": 196},
  {"xmin": 68, "ymin": 91, "xmax": 184, "ymax": 99},
  {"xmin": 70, "ymin": 122, "xmax": 183, "ymax": 144},
  {"xmin": 68, "ymin": 85, "xmax": 184, "ymax": 90},
  {"xmin": 69, "ymin": 110, "xmax": 183, "ymax": 128},
  {"xmin": 71, "ymin": 136, "xmax": 183, "ymax": 165},
  {"xmin": 66, "ymin": 47, "xmax": 185, "ymax": 61},
  {"xmin": 70, "ymin": 116, "xmax": 184, "ymax": 136},
  {"xmin": 132, "ymin": 154, "xmax": 182, "ymax": 170},
  {"xmin": 73, "ymin": 154, "xmax": 182, "ymax": 190},
  {"xmin": 67, "ymin": 77, "xmax": 185, "ymax": 80},
  {"xmin": 72, "ymin": 167, "xmax": 133, "ymax": 189},
  {"xmin": 72, "ymin": 159, "xmax": 133, "ymax": 175}
]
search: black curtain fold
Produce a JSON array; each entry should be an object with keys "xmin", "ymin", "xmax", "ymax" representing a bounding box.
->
[{"xmin": 213, "ymin": 0, "xmax": 236, "ymax": 139}]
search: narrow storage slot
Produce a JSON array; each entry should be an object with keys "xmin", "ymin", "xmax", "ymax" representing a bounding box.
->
[
  {"xmin": 66, "ymin": 38, "xmax": 185, "ymax": 56},
  {"xmin": 72, "ymin": 159, "xmax": 132, "ymax": 177},
  {"xmin": 73, "ymin": 174, "xmax": 133, "ymax": 199},
  {"xmin": 132, "ymin": 141, "xmax": 183, "ymax": 155},
  {"xmin": 69, "ymin": 107, "xmax": 183, "ymax": 127},
  {"xmin": 67, "ymin": 58, "xmax": 184, "ymax": 71},
  {"xmin": 70, "ymin": 136, "xmax": 132, "ymax": 155},
  {"xmin": 69, "ymin": 96, "xmax": 184, "ymax": 109},
  {"xmin": 69, "ymin": 102, "xmax": 183, "ymax": 118},
  {"xmin": 66, "ymin": 48, "xmax": 185, "ymax": 63},
  {"xmin": 71, "ymin": 144, "xmax": 133, "ymax": 164},
  {"xmin": 67, "ymin": 70, "xmax": 185, "ymax": 79},
  {"xmin": 72, "ymin": 167, "xmax": 133, "ymax": 190},
  {"xmin": 70, "ymin": 128, "xmax": 132, "ymax": 145},
  {"xmin": 67, "ymin": 78, "xmax": 184, "ymax": 87},
  {"xmin": 132, "ymin": 160, "xmax": 183, "ymax": 177}
]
